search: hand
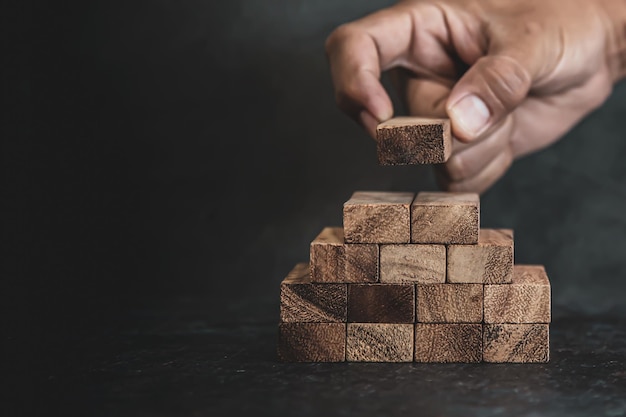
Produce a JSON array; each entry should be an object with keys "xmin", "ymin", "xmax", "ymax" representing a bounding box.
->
[{"xmin": 325, "ymin": 0, "xmax": 620, "ymax": 193}]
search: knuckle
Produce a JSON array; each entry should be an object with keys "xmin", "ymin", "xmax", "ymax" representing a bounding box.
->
[
  {"xmin": 325, "ymin": 23, "xmax": 357, "ymax": 55},
  {"xmin": 479, "ymin": 56, "xmax": 531, "ymax": 111}
]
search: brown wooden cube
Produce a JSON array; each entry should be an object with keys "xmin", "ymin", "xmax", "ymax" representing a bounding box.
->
[
  {"xmin": 447, "ymin": 229, "xmax": 514, "ymax": 284},
  {"xmin": 344, "ymin": 243, "xmax": 378, "ymax": 283},
  {"xmin": 347, "ymin": 284, "xmax": 415, "ymax": 323},
  {"xmin": 483, "ymin": 324, "xmax": 549, "ymax": 363},
  {"xmin": 380, "ymin": 244, "xmax": 446, "ymax": 283},
  {"xmin": 343, "ymin": 191, "xmax": 414, "ymax": 244},
  {"xmin": 411, "ymin": 192, "xmax": 479, "ymax": 244},
  {"xmin": 376, "ymin": 117, "xmax": 452, "ymax": 165},
  {"xmin": 280, "ymin": 263, "xmax": 347, "ymax": 323},
  {"xmin": 278, "ymin": 323, "xmax": 346, "ymax": 362},
  {"xmin": 484, "ymin": 265, "xmax": 551, "ymax": 324},
  {"xmin": 414, "ymin": 324, "xmax": 482, "ymax": 363},
  {"xmin": 346, "ymin": 323, "xmax": 413, "ymax": 362},
  {"xmin": 310, "ymin": 227, "xmax": 345, "ymax": 282},
  {"xmin": 417, "ymin": 284, "xmax": 483, "ymax": 323}
]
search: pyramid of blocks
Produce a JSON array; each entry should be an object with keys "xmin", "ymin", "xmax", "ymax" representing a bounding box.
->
[{"xmin": 278, "ymin": 191, "xmax": 551, "ymax": 363}]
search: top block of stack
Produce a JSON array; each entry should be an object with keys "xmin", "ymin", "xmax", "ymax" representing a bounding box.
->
[
  {"xmin": 344, "ymin": 191, "xmax": 479, "ymax": 245},
  {"xmin": 412, "ymin": 192, "xmax": 479, "ymax": 244},
  {"xmin": 377, "ymin": 117, "xmax": 452, "ymax": 165},
  {"xmin": 343, "ymin": 191, "xmax": 414, "ymax": 244}
]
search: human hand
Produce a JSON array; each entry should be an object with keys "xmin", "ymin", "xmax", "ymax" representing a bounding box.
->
[{"xmin": 326, "ymin": 0, "xmax": 622, "ymax": 192}]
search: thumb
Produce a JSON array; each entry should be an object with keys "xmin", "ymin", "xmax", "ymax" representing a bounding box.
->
[{"xmin": 446, "ymin": 53, "xmax": 533, "ymax": 142}]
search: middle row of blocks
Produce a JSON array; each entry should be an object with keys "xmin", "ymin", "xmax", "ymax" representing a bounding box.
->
[
  {"xmin": 311, "ymin": 227, "xmax": 513, "ymax": 284},
  {"xmin": 281, "ymin": 263, "xmax": 551, "ymax": 324}
]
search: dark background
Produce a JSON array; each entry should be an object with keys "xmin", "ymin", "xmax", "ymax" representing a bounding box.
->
[{"xmin": 4, "ymin": 0, "xmax": 626, "ymax": 416}]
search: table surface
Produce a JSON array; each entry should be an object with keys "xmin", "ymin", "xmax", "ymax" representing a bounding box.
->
[{"xmin": 21, "ymin": 294, "xmax": 626, "ymax": 417}]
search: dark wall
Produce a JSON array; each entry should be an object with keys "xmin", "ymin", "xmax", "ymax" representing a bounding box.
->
[{"xmin": 6, "ymin": 0, "xmax": 626, "ymax": 349}]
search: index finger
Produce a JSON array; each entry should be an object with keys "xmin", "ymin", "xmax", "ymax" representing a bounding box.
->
[
  {"xmin": 324, "ymin": 5, "xmax": 416, "ymax": 123},
  {"xmin": 325, "ymin": 3, "xmax": 459, "ymax": 128}
]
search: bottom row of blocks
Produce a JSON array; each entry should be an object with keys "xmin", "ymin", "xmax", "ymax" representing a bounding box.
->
[{"xmin": 278, "ymin": 322, "xmax": 549, "ymax": 363}]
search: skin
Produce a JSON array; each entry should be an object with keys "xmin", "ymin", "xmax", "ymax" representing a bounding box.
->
[{"xmin": 325, "ymin": 0, "xmax": 626, "ymax": 193}]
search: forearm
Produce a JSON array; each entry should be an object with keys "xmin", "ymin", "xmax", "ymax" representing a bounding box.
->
[{"xmin": 599, "ymin": 0, "xmax": 626, "ymax": 82}]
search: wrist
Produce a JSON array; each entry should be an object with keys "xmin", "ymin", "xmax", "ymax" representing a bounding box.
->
[{"xmin": 598, "ymin": 0, "xmax": 626, "ymax": 82}]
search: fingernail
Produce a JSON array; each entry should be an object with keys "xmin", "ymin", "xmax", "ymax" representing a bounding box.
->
[
  {"xmin": 449, "ymin": 94, "xmax": 490, "ymax": 138},
  {"xmin": 370, "ymin": 103, "xmax": 393, "ymax": 123}
]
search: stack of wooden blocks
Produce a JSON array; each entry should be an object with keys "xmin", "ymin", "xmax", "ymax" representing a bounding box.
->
[
  {"xmin": 278, "ymin": 116, "xmax": 550, "ymax": 363},
  {"xmin": 278, "ymin": 191, "xmax": 551, "ymax": 363}
]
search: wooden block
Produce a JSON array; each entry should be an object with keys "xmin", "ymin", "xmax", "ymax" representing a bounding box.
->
[
  {"xmin": 280, "ymin": 263, "xmax": 347, "ymax": 322},
  {"xmin": 310, "ymin": 227, "xmax": 344, "ymax": 282},
  {"xmin": 380, "ymin": 244, "xmax": 446, "ymax": 283},
  {"xmin": 484, "ymin": 265, "xmax": 551, "ymax": 324},
  {"xmin": 411, "ymin": 192, "xmax": 479, "ymax": 244},
  {"xmin": 344, "ymin": 243, "xmax": 378, "ymax": 283},
  {"xmin": 376, "ymin": 117, "xmax": 452, "ymax": 165},
  {"xmin": 414, "ymin": 324, "xmax": 482, "ymax": 363},
  {"xmin": 347, "ymin": 284, "xmax": 414, "ymax": 323},
  {"xmin": 447, "ymin": 229, "xmax": 514, "ymax": 284},
  {"xmin": 483, "ymin": 324, "xmax": 549, "ymax": 363},
  {"xmin": 343, "ymin": 191, "xmax": 414, "ymax": 244},
  {"xmin": 310, "ymin": 227, "xmax": 378, "ymax": 283},
  {"xmin": 417, "ymin": 284, "xmax": 483, "ymax": 323},
  {"xmin": 346, "ymin": 323, "xmax": 413, "ymax": 362},
  {"xmin": 278, "ymin": 323, "xmax": 346, "ymax": 362}
]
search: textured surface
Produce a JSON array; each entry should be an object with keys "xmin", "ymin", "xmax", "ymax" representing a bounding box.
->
[
  {"xmin": 278, "ymin": 322, "xmax": 346, "ymax": 362},
  {"xmin": 411, "ymin": 192, "xmax": 480, "ymax": 244},
  {"xmin": 347, "ymin": 284, "xmax": 415, "ymax": 323},
  {"xmin": 483, "ymin": 324, "xmax": 550, "ymax": 363},
  {"xmin": 346, "ymin": 323, "xmax": 414, "ymax": 362},
  {"xmin": 280, "ymin": 263, "xmax": 347, "ymax": 322},
  {"xmin": 23, "ymin": 291, "xmax": 626, "ymax": 417},
  {"xmin": 414, "ymin": 324, "xmax": 483, "ymax": 363},
  {"xmin": 344, "ymin": 244, "xmax": 379, "ymax": 283},
  {"xmin": 447, "ymin": 229, "xmax": 514, "ymax": 284},
  {"xmin": 380, "ymin": 244, "xmax": 446, "ymax": 283},
  {"xmin": 377, "ymin": 117, "xmax": 452, "ymax": 165},
  {"xmin": 484, "ymin": 265, "xmax": 551, "ymax": 323},
  {"xmin": 343, "ymin": 191, "xmax": 414, "ymax": 243},
  {"xmin": 310, "ymin": 227, "xmax": 345, "ymax": 282},
  {"xmin": 417, "ymin": 284, "xmax": 483, "ymax": 323}
]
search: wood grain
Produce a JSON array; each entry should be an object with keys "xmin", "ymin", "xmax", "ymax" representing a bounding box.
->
[
  {"xmin": 414, "ymin": 324, "xmax": 482, "ymax": 363},
  {"xmin": 280, "ymin": 263, "xmax": 347, "ymax": 322},
  {"xmin": 278, "ymin": 322, "xmax": 346, "ymax": 362},
  {"xmin": 484, "ymin": 265, "xmax": 551, "ymax": 324},
  {"xmin": 343, "ymin": 191, "xmax": 414, "ymax": 244},
  {"xmin": 310, "ymin": 227, "xmax": 345, "ymax": 283},
  {"xmin": 447, "ymin": 229, "xmax": 514, "ymax": 284},
  {"xmin": 483, "ymin": 324, "xmax": 549, "ymax": 363},
  {"xmin": 379, "ymin": 244, "xmax": 446, "ymax": 283},
  {"xmin": 417, "ymin": 284, "xmax": 483, "ymax": 323},
  {"xmin": 346, "ymin": 323, "xmax": 413, "ymax": 362},
  {"xmin": 411, "ymin": 192, "xmax": 479, "ymax": 244},
  {"xmin": 344, "ymin": 243, "xmax": 379, "ymax": 283},
  {"xmin": 376, "ymin": 117, "xmax": 452, "ymax": 165},
  {"xmin": 347, "ymin": 284, "xmax": 415, "ymax": 323}
]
